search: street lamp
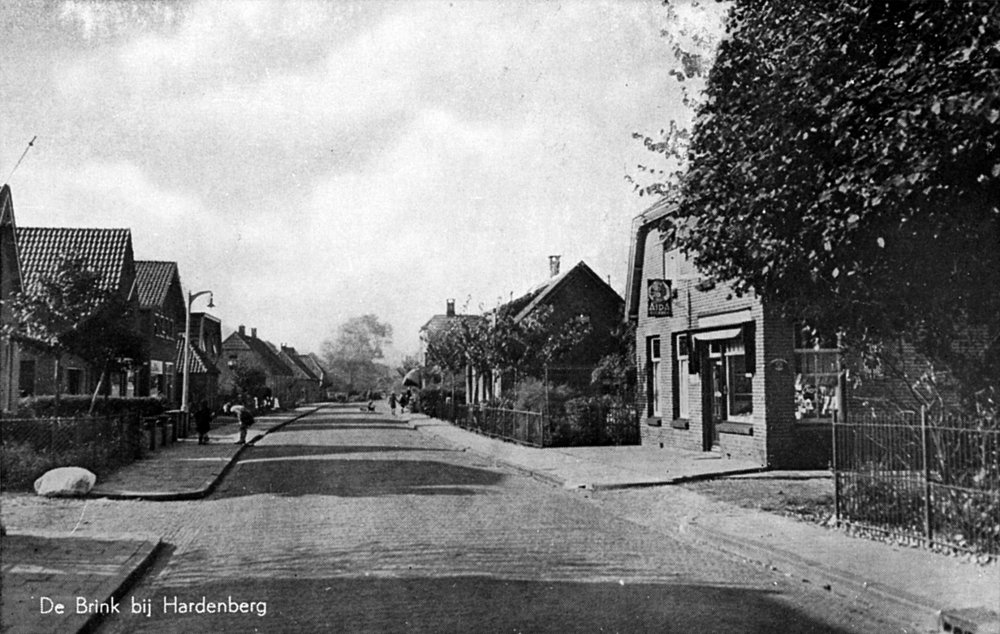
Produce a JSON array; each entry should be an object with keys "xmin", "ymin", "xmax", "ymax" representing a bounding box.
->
[{"xmin": 182, "ymin": 290, "xmax": 214, "ymax": 414}]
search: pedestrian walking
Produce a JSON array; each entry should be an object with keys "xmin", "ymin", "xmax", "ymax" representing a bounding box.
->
[
  {"xmin": 231, "ymin": 402, "xmax": 256, "ymax": 444},
  {"xmin": 193, "ymin": 400, "xmax": 214, "ymax": 445},
  {"xmin": 388, "ymin": 391, "xmax": 397, "ymax": 415}
]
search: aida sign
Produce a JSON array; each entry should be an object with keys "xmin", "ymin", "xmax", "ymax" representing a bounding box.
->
[{"xmin": 647, "ymin": 279, "xmax": 672, "ymax": 317}]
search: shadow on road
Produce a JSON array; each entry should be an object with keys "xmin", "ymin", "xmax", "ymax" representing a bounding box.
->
[
  {"xmin": 102, "ymin": 575, "xmax": 857, "ymax": 634},
  {"xmin": 235, "ymin": 445, "xmax": 459, "ymax": 459},
  {"xmin": 212, "ymin": 449, "xmax": 505, "ymax": 499},
  {"xmin": 279, "ymin": 424, "xmax": 413, "ymax": 432}
]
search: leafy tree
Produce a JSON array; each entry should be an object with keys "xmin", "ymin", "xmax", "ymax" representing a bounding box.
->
[
  {"xmin": 646, "ymin": 1, "xmax": 1000, "ymax": 397},
  {"xmin": 321, "ymin": 314, "xmax": 393, "ymax": 392},
  {"xmin": 591, "ymin": 321, "xmax": 637, "ymax": 396},
  {"xmin": 62, "ymin": 293, "xmax": 147, "ymax": 414},
  {"xmin": 1, "ymin": 252, "xmax": 110, "ymax": 413},
  {"xmin": 425, "ymin": 305, "xmax": 591, "ymax": 400},
  {"xmin": 229, "ymin": 362, "xmax": 267, "ymax": 403}
]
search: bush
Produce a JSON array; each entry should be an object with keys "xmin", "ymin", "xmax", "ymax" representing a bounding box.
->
[
  {"xmin": 0, "ymin": 440, "xmax": 54, "ymax": 490},
  {"xmin": 414, "ymin": 387, "xmax": 466, "ymax": 416},
  {"xmin": 549, "ymin": 396, "xmax": 641, "ymax": 447},
  {"xmin": 509, "ymin": 378, "xmax": 580, "ymax": 414},
  {"xmin": 16, "ymin": 395, "xmax": 168, "ymax": 418}
]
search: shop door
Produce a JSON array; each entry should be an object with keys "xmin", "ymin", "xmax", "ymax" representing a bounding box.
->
[{"xmin": 703, "ymin": 356, "xmax": 725, "ymax": 450}]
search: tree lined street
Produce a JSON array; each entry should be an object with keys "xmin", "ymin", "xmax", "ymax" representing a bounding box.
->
[{"xmin": 0, "ymin": 405, "xmax": 918, "ymax": 633}]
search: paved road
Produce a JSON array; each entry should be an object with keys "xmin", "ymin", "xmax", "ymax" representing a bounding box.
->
[{"xmin": 48, "ymin": 404, "xmax": 913, "ymax": 633}]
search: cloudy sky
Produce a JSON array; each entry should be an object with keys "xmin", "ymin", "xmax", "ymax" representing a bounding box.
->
[{"xmin": 1, "ymin": 0, "xmax": 723, "ymax": 360}]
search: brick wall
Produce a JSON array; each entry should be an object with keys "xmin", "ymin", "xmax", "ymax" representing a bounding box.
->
[{"xmin": 634, "ymin": 224, "xmax": 827, "ymax": 469}]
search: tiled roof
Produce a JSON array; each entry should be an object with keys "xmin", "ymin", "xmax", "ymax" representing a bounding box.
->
[
  {"xmin": 175, "ymin": 338, "xmax": 220, "ymax": 375},
  {"xmin": 135, "ymin": 261, "xmax": 179, "ymax": 309},
  {"xmin": 18, "ymin": 227, "xmax": 132, "ymax": 293},
  {"xmin": 281, "ymin": 346, "xmax": 319, "ymax": 381},
  {"xmin": 225, "ymin": 331, "xmax": 294, "ymax": 376},
  {"xmin": 420, "ymin": 313, "xmax": 485, "ymax": 335}
]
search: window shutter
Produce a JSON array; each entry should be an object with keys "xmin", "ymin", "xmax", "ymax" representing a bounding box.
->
[{"xmin": 743, "ymin": 321, "xmax": 756, "ymax": 375}]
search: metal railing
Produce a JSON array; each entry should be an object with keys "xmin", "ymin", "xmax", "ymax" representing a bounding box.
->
[
  {"xmin": 833, "ymin": 404, "xmax": 1000, "ymax": 555},
  {"xmin": 425, "ymin": 399, "xmax": 641, "ymax": 449}
]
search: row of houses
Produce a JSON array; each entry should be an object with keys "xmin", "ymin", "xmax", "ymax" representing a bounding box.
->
[{"xmin": 0, "ymin": 184, "xmax": 329, "ymax": 415}]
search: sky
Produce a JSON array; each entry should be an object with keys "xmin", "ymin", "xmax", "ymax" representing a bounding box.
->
[{"xmin": 0, "ymin": 0, "xmax": 725, "ymax": 362}]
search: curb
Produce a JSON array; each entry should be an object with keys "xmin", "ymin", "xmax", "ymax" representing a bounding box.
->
[
  {"xmin": 405, "ymin": 416, "xmax": 768, "ymax": 491},
  {"xmin": 80, "ymin": 537, "xmax": 163, "ymax": 634},
  {"xmin": 682, "ymin": 518, "xmax": 942, "ymax": 630},
  {"xmin": 90, "ymin": 407, "xmax": 320, "ymax": 501}
]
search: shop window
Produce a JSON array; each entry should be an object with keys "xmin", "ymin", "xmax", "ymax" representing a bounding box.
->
[
  {"xmin": 647, "ymin": 336, "xmax": 661, "ymax": 417},
  {"xmin": 725, "ymin": 338, "xmax": 753, "ymax": 419},
  {"xmin": 794, "ymin": 325, "xmax": 840, "ymax": 421},
  {"xmin": 674, "ymin": 334, "xmax": 690, "ymax": 419}
]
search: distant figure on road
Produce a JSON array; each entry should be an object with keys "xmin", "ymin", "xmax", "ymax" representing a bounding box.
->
[
  {"xmin": 193, "ymin": 400, "xmax": 214, "ymax": 445},
  {"xmin": 388, "ymin": 391, "xmax": 397, "ymax": 415},
  {"xmin": 231, "ymin": 402, "xmax": 255, "ymax": 445}
]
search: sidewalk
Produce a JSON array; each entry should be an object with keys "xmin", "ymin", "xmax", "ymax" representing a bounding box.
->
[
  {"xmin": 89, "ymin": 406, "xmax": 318, "ymax": 500},
  {"xmin": 400, "ymin": 408, "xmax": 1000, "ymax": 630},
  {"xmin": 1, "ymin": 530, "xmax": 160, "ymax": 634}
]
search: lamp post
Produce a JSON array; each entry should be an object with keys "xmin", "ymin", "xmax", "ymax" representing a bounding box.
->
[{"xmin": 182, "ymin": 290, "xmax": 214, "ymax": 414}]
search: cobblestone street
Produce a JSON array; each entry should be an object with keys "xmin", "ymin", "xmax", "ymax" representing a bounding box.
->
[{"xmin": 4, "ymin": 405, "xmax": 920, "ymax": 633}]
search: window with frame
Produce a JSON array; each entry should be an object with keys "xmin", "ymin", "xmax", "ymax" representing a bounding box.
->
[
  {"xmin": 725, "ymin": 337, "xmax": 753, "ymax": 419},
  {"xmin": 794, "ymin": 325, "xmax": 840, "ymax": 421},
  {"xmin": 647, "ymin": 336, "xmax": 661, "ymax": 417},
  {"xmin": 674, "ymin": 334, "xmax": 690, "ymax": 419}
]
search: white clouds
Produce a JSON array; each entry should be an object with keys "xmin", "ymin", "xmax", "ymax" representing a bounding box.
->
[{"xmin": 10, "ymin": 0, "xmax": 722, "ymax": 355}]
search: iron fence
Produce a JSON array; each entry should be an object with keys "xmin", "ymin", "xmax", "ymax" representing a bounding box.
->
[
  {"xmin": 425, "ymin": 399, "xmax": 641, "ymax": 449},
  {"xmin": 0, "ymin": 413, "xmax": 152, "ymax": 490},
  {"xmin": 833, "ymin": 404, "xmax": 1000, "ymax": 555}
]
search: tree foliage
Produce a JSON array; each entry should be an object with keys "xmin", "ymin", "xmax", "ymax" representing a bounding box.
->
[
  {"xmin": 321, "ymin": 314, "xmax": 393, "ymax": 391},
  {"xmin": 424, "ymin": 305, "xmax": 591, "ymax": 388},
  {"xmin": 0, "ymin": 252, "xmax": 143, "ymax": 410},
  {"xmin": 229, "ymin": 362, "xmax": 268, "ymax": 402},
  {"xmin": 651, "ymin": 1, "xmax": 1000, "ymax": 395}
]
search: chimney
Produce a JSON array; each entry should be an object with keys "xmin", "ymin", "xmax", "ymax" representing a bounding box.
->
[
  {"xmin": 549, "ymin": 255, "xmax": 561, "ymax": 278},
  {"xmin": 251, "ymin": 327, "xmax": 257, "ymax": 339},
  {"xmin": 238, "ymin": 325, "xmax": 245, "ymax": 336},
  {"xmin": 446, "ymin": 299, "xmax": 455, "ymax": 317}
]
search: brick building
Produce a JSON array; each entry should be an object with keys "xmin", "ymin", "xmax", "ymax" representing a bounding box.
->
[
  {"xmin": 218, "ymin": 325, "xmax": 294, "ymax": 406},
  {"xmin": 473, "ymin": 258, "xmax": 625, "ymax": 402},
  {"xmin": 177, "ymin": 311, "xmax": 223, "ymax": 410},
  {"xmin": 134, "ymin": 261, "xmax": 186, "ymax": 406},
  {"xmin": 0, "ymin": 185, "xmax": 22, "ymax": 413},
  {"xmin": 16, "ymin": 227, "xmax": 139, "ymax": 399},
  {"xmin": 626, "ymin": 199, "xmax": 836, "ymax": 469}
]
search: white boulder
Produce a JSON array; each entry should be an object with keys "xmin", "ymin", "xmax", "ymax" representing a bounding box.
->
[{"xmin": 33, "ymin": 467, "xmax": 96, "ymax": 497}]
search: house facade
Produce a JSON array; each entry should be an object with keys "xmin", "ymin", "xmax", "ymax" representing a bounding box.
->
[
  {"xmin": 177, "ymin": 311, "xmax": 222, "ymax": 410},
  {"xmin": 0, "ymin": 185, "xmax": 22, "ymax": 413},
  {"xmin": 15, "ymin": 227, "xmax": 139, "ymax": 399},
  {"xmin": 279, "ymin": 345, "xmax": 321, "ymax": 404},
  {"xmin": 218, "ymin": 325, "xmax": 294, "ymax": 406},
  {"xmin": 134, "ymin": 261, "xmax": 186, "ymax": 406},
  {"xmin": 626, "ymin": 200, "xmax": 836, "ymax": 469},
  {"xmin": 472, "ymin": 258, "xmax": 625, "ymax": 402}
]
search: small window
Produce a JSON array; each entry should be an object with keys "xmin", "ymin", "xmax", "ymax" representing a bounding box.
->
[{"xmin": 675, "ymin": 334, "xmax": 690, "ymax": 419}]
